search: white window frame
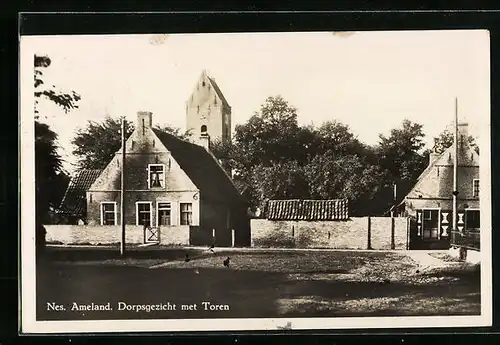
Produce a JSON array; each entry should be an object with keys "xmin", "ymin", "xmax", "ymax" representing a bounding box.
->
[
  {"xmin": 473, "ymin": 178, "xmax": 479, "ymax": 198},
  {"xmin": 147, "ymin": 164, "xmax": 166, "ymax": 189},
  {"xmin": 100, "ymin": 202, "xmax": 117, "ymax": 226},
  {"xmin": 156, "ymin": 201, "xmax": 172, "ymax": 227},
  {"xmin": 421, "ymin": 208, "xmax": 441, "ymax": 240},
  {"xmin": 136, "ymin": 201, "xmax": 153, "ymax": 227},
  {"xmin": 180, "ymin": 202, "xmax": 193, "ymax": 226}
]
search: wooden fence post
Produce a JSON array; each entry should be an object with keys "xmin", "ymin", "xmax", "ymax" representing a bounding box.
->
[
  {"xmin": 231, "ymin": 229, "xmax": 235, "ymax": 247},
  {"xmin": 367, "ymin": 216, "xmax": 372, "ymax": 250},
  {"xmin": 391, "ymin": 216, "xmax": 395, "ymax": 250}
]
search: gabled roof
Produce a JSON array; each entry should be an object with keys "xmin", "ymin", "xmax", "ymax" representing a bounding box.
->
[
  {"xmin": 263, "ymin": 199, "xmax": 349, "ymax": 221},
  {"xmin": 152, "ymin": 129, "xmax": 242, "ymax": 204},
  {"xmin": 402, "ymin": 140, "xmax": 479, "ymax": 204},
  {"xmin": 58, "ymin": 169, "xmax": 101, "ymax": 217},
  {"xmin": 207, "ymin": 75, "xmax": 231, "ymax": 109}
]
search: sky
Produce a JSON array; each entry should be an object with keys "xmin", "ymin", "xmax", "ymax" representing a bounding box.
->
[{"xmin": 22, "ymin": 30, "xmax": 490, "ymax": 174}]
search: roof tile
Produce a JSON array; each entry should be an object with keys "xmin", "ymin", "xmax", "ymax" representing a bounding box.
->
[{"xmin": 264, "ymin": 199, "xmax": 349, "ymax": 221}]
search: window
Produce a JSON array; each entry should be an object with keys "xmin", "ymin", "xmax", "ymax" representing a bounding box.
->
[
  {"xmin": 180, "ymin": 203, "xmax": 193, "ymax": 225},
  {"xmin": 473, "ymin": 179, "xmax": 479, "ymax": 198},
  {"xmin": 100, "ymin": 202, "xmax": 117, "ymax": 225},
  {"xmin": 201, "ymin": 125, "xmax": 207, "ymax": 134},
  {"xmin": 466, "ymin": 210, "xmax": 480, "ymax": 230},
  {"xmin": 202, "ymin": 81, "xmax": 206, "ymax": 87},
  {"xmin": 148, "ymin": 164, "xmax": 165, "ymax": 189},
  {"xmin": 157, "ymin": 202, "xmax": 172, "ymax": 226},
  {"xmin": 423, "ymin": 210, "xmax": 432, "ymax": 220},
  {"xmin": 136, "ymin": 202, "xmax": 152, "ymax": 226}
]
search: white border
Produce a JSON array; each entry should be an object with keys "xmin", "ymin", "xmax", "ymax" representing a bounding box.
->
[{"xmin": 20, "ymin": 30, "xmax": 493, "ymax": 334}]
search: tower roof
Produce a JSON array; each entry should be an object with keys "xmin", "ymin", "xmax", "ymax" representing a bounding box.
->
[{"xmin": 200, "ymin": 70, "xmax": 231, "ymax": 109}]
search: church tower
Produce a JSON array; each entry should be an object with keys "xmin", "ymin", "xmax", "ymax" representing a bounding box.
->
[{"xmin": 186, "ymin": 70, "xmax": 232, "ymax": 147}]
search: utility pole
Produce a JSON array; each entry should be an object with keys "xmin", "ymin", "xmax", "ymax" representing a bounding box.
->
[
  {"xmin": 452, "ymin": 97, "xmax": 458, "ymax": 235},
  {"xmin": 120, "ymin": 116, "xmax": 126, "ymax": 256},
  {"xmin": 390, "ymin": 182, "xmax": 396, "ymax": 250}
]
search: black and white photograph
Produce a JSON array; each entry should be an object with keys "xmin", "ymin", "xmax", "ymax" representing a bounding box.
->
[{"xmin": 20, "ymin": 29, "xmax": 492, "ymax": 333}]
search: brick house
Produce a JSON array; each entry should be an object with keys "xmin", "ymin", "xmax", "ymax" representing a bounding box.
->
[
  {"xmin": 396, "ymin": 122, "xmax": 480, "ymax": 250},
  {"xmin": 85, "ymin": 111, "xmax": 250, "ymax": 247}
]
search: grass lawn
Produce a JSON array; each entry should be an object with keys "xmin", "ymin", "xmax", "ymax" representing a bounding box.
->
[{"xmin": 35, "ymin": 246, "xmax": 481, "ymax": 320}]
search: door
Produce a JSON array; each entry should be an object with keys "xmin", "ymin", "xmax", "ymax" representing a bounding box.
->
[
  {"xmin": 422, "ymin": 209, "xmax": 440, "ymax": 240},
  {"xmin": 157, "ymin": 202, "xmax": 172, "ymax": 226}
]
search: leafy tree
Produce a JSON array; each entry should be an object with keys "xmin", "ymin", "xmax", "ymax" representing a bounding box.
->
[
  {"xmin": 34, "ymin": 54, "xmax": 80, "ymax": 255},
  {"xmin": 72, "ymin": 117, "xmax": 191, "ymax": 171},
  {"xmin": 304, "ymin": 153, "xmax": 386, "ymax": 216},
  {"xmin": 375, "ymin": 119, "xmax": 428, "ymax": 211},
  {"xmin": 377, "ymin": 119, "xmax": 427, "ymax": 182},
  {"xmin": 155, "ymin": 124, "xmax": 192, "ymax": 142},
  {"xmin": 233, "ymin": 96, "xmax": 304, "ymax": 169},
  {"xmin": 432, "ymin": 129, "xmax": 479, "ymax": 155},
  {"xmin": 72, "ymin": 117, "xmax": 135, "ymax": 171},
  {"xmin": 34, "ymin": 55, "xmax": 81, "ymax": 119},
  {"xmin": 250, "ymin": 161, "xmax": 310, "ymax": 209}
]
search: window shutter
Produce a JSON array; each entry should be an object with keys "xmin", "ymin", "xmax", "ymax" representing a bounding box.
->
[
  {"xmin": 192, "ymin": 201, "xmax": 200, "ymax": 226},
  {"xmin": 170, "ymin": 202, "xmax": 177, "ymax": 226}
]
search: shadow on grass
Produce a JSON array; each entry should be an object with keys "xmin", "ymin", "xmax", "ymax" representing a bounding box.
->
[{"xmin": 36, "ymin": 258, "xmax": 480, "ymax": 321}]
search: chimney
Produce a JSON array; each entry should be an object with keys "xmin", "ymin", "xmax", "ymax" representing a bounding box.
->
[
  {"xmin": 199, "ymin": 132, "xmax": 210, "ymax": 150},
  {"xmin": 458, "ymin": 122, "xmax": 469, "ymax": 147},
  {"xmin": 429, "ymin": 151, "xmax": 440, "ymax": 166},
  {"xmin": 137, "ymin": 111, "xmax": 153, "ymax": 134},
  {"xmin": 428, "ymin": 138, "xmax": 440, "ymax": 166}
]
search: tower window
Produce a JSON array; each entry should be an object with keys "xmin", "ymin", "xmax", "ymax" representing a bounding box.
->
[
  {"xmin": 214, "ymin": 96, "xmax": 217, "ymax": 105},
  {"xmin": 202, "ymin": 81, "xmax": 206, "ymax": 87},
  {"xmin": 197, "ymin": 106, "xmax": 200, "ymax": 114},
  {"xmin": 201, "ymin": 125, "xmax": 208, "ymax": 134}
]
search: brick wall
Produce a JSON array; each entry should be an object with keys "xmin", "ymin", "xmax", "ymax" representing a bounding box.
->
[
  {"xmin": 45, "ymin": 225, "xmax": 190, "ymax": 246},
  {"xmin": 251, "ymin": 217, "xmax": 408, "ymax": 250}
]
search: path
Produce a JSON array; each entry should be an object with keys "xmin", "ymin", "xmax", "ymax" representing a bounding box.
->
[{"xmin": 404, "ymin": 250, "xmax": 449, "ymax": 271}]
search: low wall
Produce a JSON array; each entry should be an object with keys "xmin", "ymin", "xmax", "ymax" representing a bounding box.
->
[
  {"xmin": 44, "ymin": 225, "xmax": 190, "ymax": 246},
  {"xmin": 251, "ymin": 217, "xmax": 408, "ymax": 250}
]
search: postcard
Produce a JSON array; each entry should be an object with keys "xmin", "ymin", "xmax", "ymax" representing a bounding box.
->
[{"xmin": 19, "ymin": 29, "xmax": 492, "ymax": 334}]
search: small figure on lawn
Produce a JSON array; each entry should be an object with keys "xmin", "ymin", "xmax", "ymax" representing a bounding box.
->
[
  {"xmin": 185, "ymin": 253, "xmax": 191, "ymax": 262},
  {"xmin": 208, "ymin": 243, "xmax": 216, "ymax": 255},
  {"xmin": 223, "ymin": 257, "xmax": 231, "ymax": 268}
]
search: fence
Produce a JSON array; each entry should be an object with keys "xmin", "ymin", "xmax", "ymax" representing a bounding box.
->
[
  {"xmin": 251, "ymin": 216, "xmax": 408, "ymax": 250},
  {"xmin": 450, "ymin": 230, "xmax": 480, "ymax": 251},
  {"xmin": 44, "ymin": 225, "xmax": 190, "ymax": 246}
]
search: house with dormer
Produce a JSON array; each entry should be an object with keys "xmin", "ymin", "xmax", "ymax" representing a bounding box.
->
[
  {"xmin": 396, "ymin": 122, "xmax": 480, "ymax": 250},
  {"xmin": 85, "ymin": 110, "xmax": 250, "ymax": 247}
]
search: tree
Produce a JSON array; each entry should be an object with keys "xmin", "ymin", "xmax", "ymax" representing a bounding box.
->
[
  {"xmin": 250, "ymin": 161, "xmax": 310, "ymax": 209},
  {"xmin": 432, "ymin": 129, "xmax": 479, "ymax": 155},
  {"xmin": 304, "ymin": 153, "xmax": 386, "ymax": 216},
  {"xmin": 377, "ymin": 119, "xmax": 427, "ymax": 182},
  {"xmin": 233, "ymin": 96, "xmax": 304, "ymax": 169},
  {"xmin": 154, "ymin": 124, "xmax": 192, "ymax": 142},
  {"xmin": 34, "ymin": 54, "xmax": 81, "ymax": 255},
  {"xmin": 375, "ymin": 119, "xmax": 428, "ymax": 211},
  {"xmin": 72, "ymin": 117, "xmax": 134, "ymax": 171},
  {"xmin": 72, "ymin": 117, "xmax": 191, "ymax": 171},
  {"xmin": 34, "ymin": 55, "xmax": 81, "ymax": 119}
]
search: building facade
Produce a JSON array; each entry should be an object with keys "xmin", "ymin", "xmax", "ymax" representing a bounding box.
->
[
  {"xmin": 185, "ymin": 70, "xmax": 232, "ymax": 145},
  {"xmin": 398, "ymin": 123, "xmax": 480, "ymax": 250},
  {"xmin": 86, "ymin": 111, "xmax": 250, "ymax": 247}
]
